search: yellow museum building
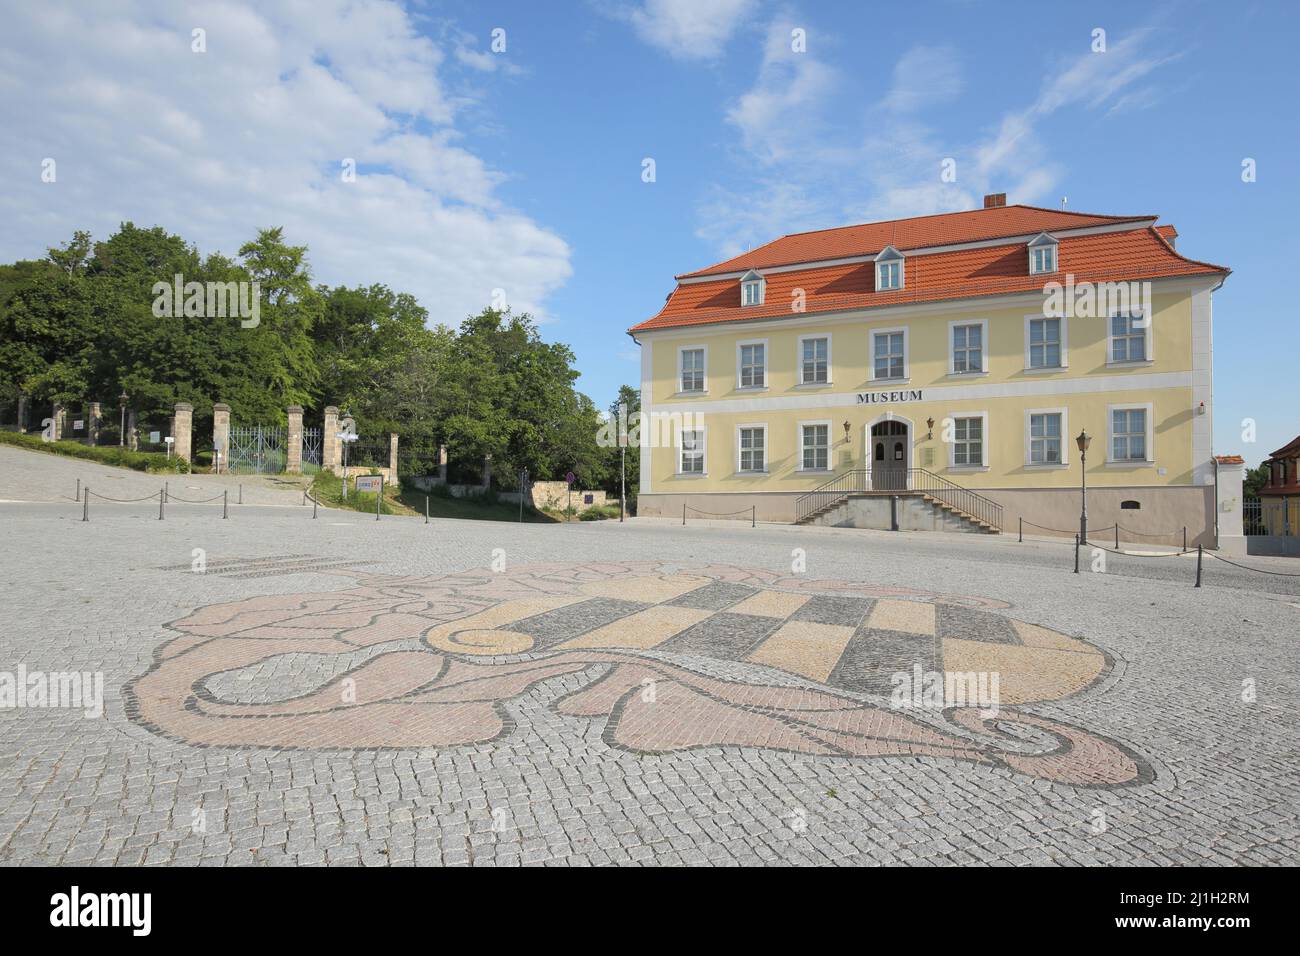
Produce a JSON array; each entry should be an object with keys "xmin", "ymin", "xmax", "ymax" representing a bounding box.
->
[{"xmin": 628, "ymin": 195, "xmax": 1230, "ymax": 544}]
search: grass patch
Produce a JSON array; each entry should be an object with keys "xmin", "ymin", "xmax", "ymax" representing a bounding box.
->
[
  {"xmin": 309, "ymin": 471, "xmax": 412, "ymax": 516},
  {"xmin": 397, "ymin": 485, "xmax": 555, "ymax": 523},
  {"xmin": 0, "ymin": 429, "xmax": 191, "ymax": 473},
  {"xmin": 578, "ymin": 504, "xmax": 622, "ymax": 521}
]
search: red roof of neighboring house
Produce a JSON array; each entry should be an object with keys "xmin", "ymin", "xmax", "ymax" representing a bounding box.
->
[
  {"xmin": 1214, "ymin": 455, "xmax": 1245, "ymax": 464},
  {"xmin": 631, "ymin": 205, "xmax": 1229, "ymax": 334},
  {"xmin": 1268, "ymin": 435, "xmax": 1300, "ymax": 460}
]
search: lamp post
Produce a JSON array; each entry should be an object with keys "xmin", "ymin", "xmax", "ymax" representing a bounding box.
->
[
  {"xmin": 1076, "ymin": 429, "xmax": 1091, "ymax": 544},
  {"xmin": 118, "ymin": 391, "xmax": 128, "ymax": 447}
]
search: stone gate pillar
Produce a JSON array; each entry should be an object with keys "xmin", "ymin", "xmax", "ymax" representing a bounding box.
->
[
  {"xmin": 16, "ymin": 392, "xmax": 28, "ymax": 432},
  {"xmin": 437, "ymin": 444, "xmax": 447, "ymax": 483},
  {"xmin": 388, "ymin": 433, "xmax": 398, "ymax": 479},
  {"xmin": 50, "ymin": 402, "xmax": 65, "ymax": 441},
  {"xmin": 173, "ymin": 403, "xmax": 193, "ymax": 463},
  {"xmin": 87, "ymin": 401, "xmax": 102, "ymax": 446},
  {"xmin": 212, "ymin": 403, "xmax": 230, "ymax": 474},
  {"xmin": 286, "ymin": 405, "xmax": 304, "ymax": 475},
  {"xmin": 481, "ymin": 453, "xmax": 492, "ymax": 489},
  {"xmin": 127, "ymin": 409, "xmax": 139, "ymax": 450},
  {"xmin": 323, "ymin": 406, "xmax": 340, "ymax": 476}
]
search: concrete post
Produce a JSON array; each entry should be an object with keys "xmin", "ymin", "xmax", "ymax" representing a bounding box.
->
[
  {"xmin": 173, "ymin": 403, "xmax": 193, "ymax": 463},
  {"xmin": 388, "ymin": 432, "xmax": 399, "ymax": 480},
  {"xmin": 50, "ymin": 402, "xmax": 65, "ymax": 441},
  {"xmin": 1215, "ymin": 456, "xmax": 1246, "ymax": 556},
  {"xmin": 127, "ymin": 409, "xmax": 138, "ymax": 450},
  {"xmin": 87, "ymin": 401, "xmax": 101, "ymax": 446},
  {"xmin": 286, "ymin": 405, "xmax": 304, "ymax": 475},
  {"xmin": 323, "ymin": 406, "xmax": 340, "ymax": 475},
  {"xmin": 437, "ymin": 444, "xmax": 447, "ymax": 483},
  {"xmin": 482, "ymin": 453, "xmax": 493, "ymax": 489},
  {"xmin": 16, "ymin": 392, "xmax": 28, "ymax": 432},
  {"xmin": 212, "ymin": 403, "xmax": 230, "ymax": 474}
]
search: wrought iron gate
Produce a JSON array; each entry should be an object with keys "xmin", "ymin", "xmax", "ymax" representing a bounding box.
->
[
  {"xmin": 301, "ymin": 426, "xmax": 322, "ymax": 474},
  {"xmin": 228, "ymin": 425, "xmax": 287, "ymax": 474}
]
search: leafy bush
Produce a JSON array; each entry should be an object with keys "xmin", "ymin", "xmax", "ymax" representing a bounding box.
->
[{"xmin": 0, "ymin": 430, "xmax": 190, "ymax": 473}]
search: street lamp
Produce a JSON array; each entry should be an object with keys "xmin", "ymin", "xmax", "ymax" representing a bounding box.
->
[
  {"xmin": 118, "ymin": 391, "xmax": 129, "ymax": 447},
  {"xmin": 1076, "ymin": 429, "xmax": 1092, "ymax": 544}
]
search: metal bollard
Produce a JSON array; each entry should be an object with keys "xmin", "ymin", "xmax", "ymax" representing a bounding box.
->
[
  {"xmin": 1018, "ymin": 517, "xmax": 1022, "ymax": 543},
  {"xmin": 223, "ymin": 490, "xmax": 228, "ymax": 519},
  {"xmin": 165, "ymin": 481, "xmax": 169, "ymax": 503},
  {"xmin": 159, "ymin": 487, "xmax": 165, "ymax": 520},
  {"xmin": 1195, "ymin": 545, "xmax": 1203, "ymax": 587},
  {"xmin": 682, "ymin": 503, "xmax": 686, "ymax": 526},
  {"xmin": 1115, "ymin": 524, "xmax": 1120, "ymax": 549},
  {"xmin": 752, "ymin": 505, "xmax": 756, "ymax": 528},
  {"xmin": 312, "ymin": 494, "xmax": 318, "ymax": 519},
  {"xmin": 76, "ymin": 478, "xmax": 81, "ymax": 502},
  {"xmin": 82, "ymin": 488, "xmax": 89, "ymax": 522},
  {"xmin": 1183, "ymin": 527, "xmax": 1188, "ymax": 551},
  {"xmin": 239, "ymin": 484, "xmax": 243, "ymax": 505},
  {"xmin": 1073, "ymin": 534, "xmax": 1080, "ymax": 573},
  {"xmin": 425, "ymin": 495, "xmax": 430, "ymax": 525}
]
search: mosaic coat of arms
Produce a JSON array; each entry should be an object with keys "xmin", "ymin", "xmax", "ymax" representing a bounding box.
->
[{"xmin": 126, "ymin": 561, "xmax": 1150, "ymax": 787}]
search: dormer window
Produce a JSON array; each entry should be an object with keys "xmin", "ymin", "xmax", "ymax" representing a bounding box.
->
[
  {"xmin": 875, "ymin": 246, "xmax": 904, "ymax": 291},
  {"xmin": 1028, "ymin": 233, "xmax": 1058, "ymax": 275},
  {"xmin": 739, "ymin": 270, "xmax": 765, "ymax": 306}
]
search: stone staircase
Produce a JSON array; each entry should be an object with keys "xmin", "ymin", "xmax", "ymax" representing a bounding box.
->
[{"xmin": 795, "ymin": 469, "xmax": 1003, "ymax": 534}]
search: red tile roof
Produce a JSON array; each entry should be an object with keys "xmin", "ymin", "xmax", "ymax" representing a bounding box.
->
[
  {"xmin": 632, "ymin": 204, "xmax": 1228, "ymax": 335},
  {"xmin": 1214, "ymin": 455, "xmax": 1245, "ymax": 464},
  {"xmin": 677, "ymin": 204, "xmax": 1155, "ymax": 279},
  {"xmin": 1268, "ymin": 435, "xmax": 1300, "ymax": 460}
]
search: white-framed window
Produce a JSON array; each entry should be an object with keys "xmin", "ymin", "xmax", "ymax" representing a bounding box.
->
[
  {"xmin": 678, "ymin": 427, "xmax": 706, "ymax": 475},
  {"xmin": 875, "ymin": 245, "xmax": 905, "ymax": 291},
  {"xmin": 740, "ymin": 269, "xmax": 765, "ymax": 307},
  {"xmin": 1108, "ymin": 404, "xmax": 1153, "ymax": 464},
  {"xmin": 871, "ymin": 327, "xmax": 908, "ymax": 381},
  {"xmin": 949, "ymin": 412, "xmax": 989, "ymax": 469},
  {"xmin": 736, "ymin": 339, "xmax": 767, "ymax": 389},
  {"xmin": 1025, "ymin": 408, "xmax": 1068, "ymax": 467},
  {"xmin": 799, "ymin": 421, "xmax": 831, "ymax": 471},
  {"xmin": 1025, "ymin": 315, "xmax": 1066, "ymax": 370},
  {"xmin": 737, "ymin": 424, "xmax": 767, "ymax": 473},
  {"xmin": 1028, "ymin": 233, "xmax": 1058, "ymax": 275},
  {"xmin": 1108, "ymin": 311, "xmax": 1151, "ymax": 364},
  {"xmin": 678, "ymin": 345, "xmax": 706, "ymax": 393},
  {"xmin": 798, "ymin": 334, "xmax": 830, "ymax": 385},
  {"xmin": 949, "ymin": 320, "xmax": 987, "ymax": 375}
]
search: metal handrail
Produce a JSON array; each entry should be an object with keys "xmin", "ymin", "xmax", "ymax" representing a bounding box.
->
[{"xmin": 794, "ymin": 467, "xmax": 1003, "ymax": 529}]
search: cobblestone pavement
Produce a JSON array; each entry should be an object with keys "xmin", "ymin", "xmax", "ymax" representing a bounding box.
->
[{"xmin": 2, "ymin": 454, "xmax": 1298, "ymax": 866}]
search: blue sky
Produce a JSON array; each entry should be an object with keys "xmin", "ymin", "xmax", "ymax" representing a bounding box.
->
[{"xmin": 2, "ymin": 0, "xmax": 1297, "ymax": 462}]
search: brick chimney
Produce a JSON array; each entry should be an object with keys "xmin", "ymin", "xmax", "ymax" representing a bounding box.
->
[{"xmin": 983, "ymin": 193, "xmax": 1006, "ymax": 209}]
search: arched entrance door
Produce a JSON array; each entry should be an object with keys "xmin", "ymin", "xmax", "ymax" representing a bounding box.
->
[{"xmin": 870, "ymin": 419, "xmax": 909, "ymax": 490}]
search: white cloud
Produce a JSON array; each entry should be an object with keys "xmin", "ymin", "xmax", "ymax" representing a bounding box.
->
[
  {"xmin": 0, "ymin": 0, "xmax": 570, "ymax": 326},
  {"xmin": 699, "ymin": 26, "xmax": 1178, "ymax": 253},
  {"xmin": 615, "ymin": 0, "xmax": 759, "ymax": 61}
]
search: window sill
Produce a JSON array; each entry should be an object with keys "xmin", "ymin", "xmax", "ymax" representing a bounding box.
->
[
  {"xmin": 1024, "ymin": 462, "xmax": 1069, "ymax": 470},
  {"xmin": 1106, "ymin": 360, "xmax": 1155, "ymax": 369},
  {"xmin": 947, "ymin": 370, "xmax": 989, "ymax": 379},
  {"xmin": 674, "ymin": 390, "xmax": 709, "ymax": 398},
  {"xmin": 948, "ymin": 465, "xmax": 990, "ymax": 473},
  {"xmin": 796, "ymin": 381, "xmax": 833, "ymax": 389},
  {"xmin": 736, "ymin": 470, "xmax": 769, "ymax": 476},
  {"xmin": 1105, "ymin": 460, "xmax": 1154, "ymax": 469},
  {"xmin": 674, "ymin": 472, "xmax": 710, "ymax": 478},
  {"xmin": 1022, "ymin": 366, "xmax": 1068, "ymax": 375},
  {"xmin": 869, "ymin": 377, "xmax": 911, "ymax": 385},
  {"xmin": 735, "ymin": 385, "xmax": 769, "ymax": 393},
  {"xmin": 797, "ymin": 468, "xmax": 834, "ymax": 475}
]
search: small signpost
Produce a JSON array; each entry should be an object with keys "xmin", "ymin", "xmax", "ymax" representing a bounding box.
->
[
  {"xmin": 149, "ymin": 430, "xmax": 161, "ymax": 444},
  {"xmin": 164, "ymin": 435, "xmax": 175, "ymax": 459},
  {"xmin": 565, "ymin": 470, "xmax": 575, "ymax": 519},
  {"xmin": 354, "ymin": 475, "xmax": 382, "ymax": 493}
]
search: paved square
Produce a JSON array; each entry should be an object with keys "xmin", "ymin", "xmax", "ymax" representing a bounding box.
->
[{"xmin": 2, "ymin": 446, "xmax": 1298, "ymax": 866}]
